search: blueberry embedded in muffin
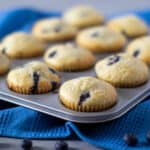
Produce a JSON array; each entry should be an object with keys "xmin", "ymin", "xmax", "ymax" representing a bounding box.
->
[
  {"xmin": 7, "ymin": 61, "xmax": 60, "ymax": 94},
  {"xmin": 95, "ymin": 53, "xmax": 149, "ymax": 87},
  {"xmin": 132, "ymin": 49, "xmax": 140, "ymax": 57},
  {"xmin": 0, "ymin": 32, "xmax": 45, "ymax": 58},
  {"xmin": 48, "ymin": 51, "xmax": 57, "ymax": 58},
  {"xmin": 126, "ymin": 36, "xmax": 150, "ymax": 65},
  {"xmin": 44, "ymin": 43, "xmax": 96, "ymax": 71},
  {"xmin": 59, "ymin": 76, "xmax": 117, "ymax": 112},
  {"xmin": 63, "ymin": 5, "xmax": 104, "ymax": 28},
  {"xmin": 32, "ymin": 18, "xmax": 78, "ymax": 42},
  {"xmin": 107, "ymin": 55, "xmax": 120, "ymax": 65},
  {"xmin": 107, "ymin": 15, "xmax": 148, "ymax": 38},
  {"xmin": 76, "ymin": 26, "xmax": 126, "ymax": 53},
  {"xmin": 31, "ymin": 71, "xmax": 40, "ymax": 94},
  {"xmin": 78, "ymin": 91, "xmax": 90, "ymax": 106}
]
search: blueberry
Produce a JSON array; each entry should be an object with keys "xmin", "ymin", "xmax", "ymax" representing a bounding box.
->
[
  {"xmin": 146, "ymin": 131, "xmax": 150, "ymax": 143},
  {"xmin": 31, "ymin": 72, "xmax": 40, "ymax": 94},
  {"xmin": 121, "ymin": 30, "xmax": 128, "ymax": 36},
  {"xmin": 51, "ymin": 81, "xmax": 58, "ymax": 91},
  {"xmin": 49, "ymin": 51, "xmax": 57, "ymax": 58},
  {"xmin": 91, "ymin": 32, "xmax": 99, "ymax": 37},
  {"xmin": 42, "ymin": 25, "xmax": 62, "ymax": 33},
  {"xmin": 55, "ymin": 141, "xmax": 68, "ymax": 150},
  {"xmin": 54, "ymin": 28, "xmax": 61, "ymax": 32},
  {"xmin": 42, "ymin": 28, "xmax": 50, "ymax": 33},
  {"xmin": 54, "ymin": 25, "xmax": 62, "ymax": 32},
  {"xmin": 49, "ymin": 67, "xmax": 57, "ymax": 74},
  {"xmin": 22, "ymin": 139, "xmax": 32, "ymax": 150},
  {"xmin": 107, "ymin": 55, "xmax": 120, "ymax": 65},
  {"xmin": 133, "ymin": 49, "xmax": 140, "ymax": 57},
  {"xmin": 123, "ymin": 133, "xmax": 138, "ymax": 146},
  {"xmin": 78, "ymin": 91, "xmax": 90, "ymax": 105},
  {"xmin": 1, "ymin": 47, "xmax": 6, "ymax": 54}
]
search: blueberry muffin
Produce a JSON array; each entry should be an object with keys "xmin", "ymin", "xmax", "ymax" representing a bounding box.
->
[
  {"xmin": 107, "ymin": 15, "xmax": 148, "ymax": 38},
  {"xmin": 7, "ymin": 61, "xmax": 60, "ymax": 94},
  {"xmin": 126, "ymin": 36, "xmax": 150, "ymax": 65},
  {"xmin": 0, "ymin": 51, "xmax": 10, "ymax": 75},
  {"xmin": 95, "ymin": 53, "xmax": 149, "ymax": 87},
  {"xmin": 32, "ymin": 18, "xmax": 78, "ymax": 42},
  {"xmin": 63, "ymin": 5, "xmax": 104, "ymax": 29},
  {"xmin": 0, "ymin": 32, "xmax": 45, "ymax": 58},
  {"xmin": 44, "ymin": 43, "xmax": 96, "ymax": 71},
  {"xmin": 59, "ymin": 76, "xmax": 117, "ymax": 112},
  {"xmin": 76, "ymin": 26, "xmax": 126, "ymax": 53}
]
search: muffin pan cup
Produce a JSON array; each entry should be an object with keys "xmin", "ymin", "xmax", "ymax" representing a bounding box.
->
[{"xmin": 0, "ymin": 55, "xmax": 150, "ymax": 123}]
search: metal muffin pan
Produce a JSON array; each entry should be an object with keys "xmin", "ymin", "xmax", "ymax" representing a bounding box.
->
[{"xmin": 0, "ymin": 54, "xmax": 150, "ymax": 123}]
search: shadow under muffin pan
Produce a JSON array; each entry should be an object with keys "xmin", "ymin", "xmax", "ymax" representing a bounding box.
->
[{"xmin": 0, "ymin": 54, "xmax": 150, "ymax": 123}]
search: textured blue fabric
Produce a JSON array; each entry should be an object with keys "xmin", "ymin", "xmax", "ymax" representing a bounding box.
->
[{"xmin": 0, "ymin": 8, "xmax": 150, "ymax": 150}]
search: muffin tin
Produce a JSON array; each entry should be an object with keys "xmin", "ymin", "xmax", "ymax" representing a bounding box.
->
[{"xmin": 0, "ymin": 54, "xmax": 150, "ymax": 123}]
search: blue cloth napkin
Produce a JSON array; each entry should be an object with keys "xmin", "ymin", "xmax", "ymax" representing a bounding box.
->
[{"xmin": 0, "ymin": 8, "xmax": 150, "ymax": 150}]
